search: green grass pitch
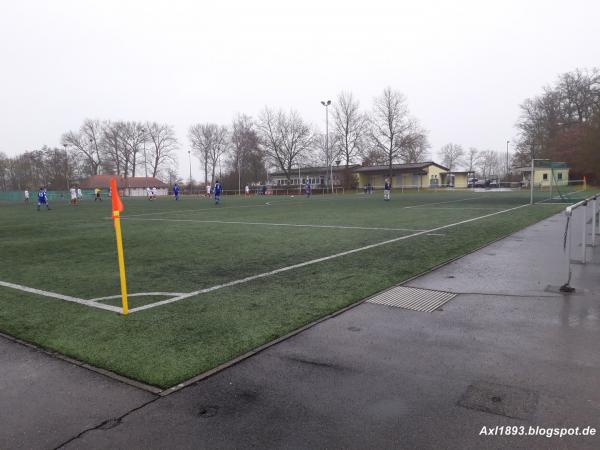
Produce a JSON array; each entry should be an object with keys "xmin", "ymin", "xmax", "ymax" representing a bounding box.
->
[{"xmin": 0, "ymin": 190, "xmax": 576, "ymax": 387}]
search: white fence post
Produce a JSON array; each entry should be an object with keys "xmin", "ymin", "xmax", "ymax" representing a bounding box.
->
[
  {"xmin": 582, "ymin": 202, "xmax": 587, "ymax": 263},
  {"xmin": 593, "ymin": 197, "xmax": 597, "ymax": 247}
]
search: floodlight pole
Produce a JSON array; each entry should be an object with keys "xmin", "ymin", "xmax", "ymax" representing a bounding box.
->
[
  {"xmin": 188, "ymin": 150, "xmax": 192, "ymax": 194},
  {"xmin": 238, "ymin": 157, "xmax": 241, "ymax": 196},
  {"xmin": 321, "ymin": 100, "xmax": 332, "ymax": 193},
  {"xmin": 506, "ymin": 140, "xmax": 510, "ymax": 179},
  {"xmin": 530, "ymin": 157, "xmax": 534, "ymax": 205},
  {"xmin": 63, "ymin": 143, "xmax": 69, "ymax": 190},
  {"xmin": 142, "ymin": 127, "xmax": 148, "ymax": 183}
]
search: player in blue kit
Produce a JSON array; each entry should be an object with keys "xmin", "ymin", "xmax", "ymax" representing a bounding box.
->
[
  {"xmin": 214, "ymin": 181, "xmax": 222, "ymax": 205},
  {"xmin": 173, "ymin": 183, "xmax": 180, "ymax": 201},
  {"xmin": 37, "ymin": 187, "xmax": 50, "ymax": 211}
]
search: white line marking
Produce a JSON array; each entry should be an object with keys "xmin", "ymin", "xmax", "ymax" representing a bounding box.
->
[
  {"xmin": 0, "ymin": 280, "xmax": 121, "ymax": 313},
  {"xmin": 404, "ymin": 196, "xmax": 485, "ymax": 209},
  {"xmin": 88, "ymin": 292, "xmax": 185, "ymax": 302},
  {"xmin": 124, "ymin": 217, "xmax": 427, "ymax": 233},
  {"xmin": 124, "ymin": 198, "xmax": 305, "ymax": 218},
  {"xmin": 128, "ymin": 204, "xmax": 529, "ymax": 313},
  {"xmin": 402, "ymin": 206, "xmax": 501, "ymax": 210}
]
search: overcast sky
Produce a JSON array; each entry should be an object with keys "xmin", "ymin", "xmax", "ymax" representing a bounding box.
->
[{"xmin": 0, "ymin": 0, "xmax": 598, "ymax": 178}]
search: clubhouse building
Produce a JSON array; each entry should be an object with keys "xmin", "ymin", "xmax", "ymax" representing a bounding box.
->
[{"xmin": 268, "ymin": 162, "xmax": 471, "ymax": 189}]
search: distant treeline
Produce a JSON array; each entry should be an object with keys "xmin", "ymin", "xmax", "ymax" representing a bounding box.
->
[{"xmin": 1, "ymin": 74, "xmax": 598, "ymax": 191}]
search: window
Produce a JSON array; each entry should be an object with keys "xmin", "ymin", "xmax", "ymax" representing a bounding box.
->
[
  {"xmin": 558, "ymin": 173, "xmax": 563, "ymax": 180},
  {"xmin": 543, "ymin": 173, "xmax": 548, "ymax": 180}
]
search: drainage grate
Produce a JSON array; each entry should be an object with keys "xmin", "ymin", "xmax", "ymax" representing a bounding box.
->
[{"xmin": 367, "ymin": 286, "xmax": 456, "ymax": 312}]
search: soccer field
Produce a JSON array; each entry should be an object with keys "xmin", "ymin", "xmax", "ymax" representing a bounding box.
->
[{"xmin": 0, "ymin": 190, "xmax": 578, "ymax": 387}]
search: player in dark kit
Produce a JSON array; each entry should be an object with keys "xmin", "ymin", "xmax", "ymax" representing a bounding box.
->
[
  {"xmin": 37, "ymin": 187, "xmax": 50, "ymax": 211},
  {"xmin": 214, "ymin": 181, "xmax": 222, "ymax": 205}
]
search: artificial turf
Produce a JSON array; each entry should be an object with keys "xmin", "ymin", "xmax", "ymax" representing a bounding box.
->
[{"xmin": 0, "ymin": 190, "xmax": 582, "ymax": 387}]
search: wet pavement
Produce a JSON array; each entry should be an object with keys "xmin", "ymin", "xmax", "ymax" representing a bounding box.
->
[{"xmin": 2, "ymin": 211, "xmax": 599, "ymax": 449}]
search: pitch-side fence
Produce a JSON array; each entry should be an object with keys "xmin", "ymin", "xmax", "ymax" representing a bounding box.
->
[{"xmin": 560, "ymin": 194, "xmax": 599, "ymax": 292}]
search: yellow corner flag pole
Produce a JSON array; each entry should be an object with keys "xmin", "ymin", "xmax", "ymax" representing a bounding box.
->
[
  {"xmin": 110, "ymin": 177, "xmax": 128, "ymax": 315},
  {"xmin": 113, "ymin": 210, "xmax": 129, "ymax": 315}
]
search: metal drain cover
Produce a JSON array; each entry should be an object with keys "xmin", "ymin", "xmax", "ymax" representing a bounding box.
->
[
  {"xmin": 367, "ymin": 286, "xmax": 456, "ymax": 312},
  {"xmin": 457, "ymin": 382, "xmax": 538, "ymax": 420}
]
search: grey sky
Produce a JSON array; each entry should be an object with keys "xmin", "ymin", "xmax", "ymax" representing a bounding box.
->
[{"xmin": 1, "ymin": 0, "xmax": 598, "ymax": 178}]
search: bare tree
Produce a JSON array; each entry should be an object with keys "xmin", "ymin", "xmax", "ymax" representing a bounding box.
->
[
  {"xmin": 101, "ymin": 121, "xmax": 124, "ymax": 175},
  {"xmin": 0, "ymin": 151, "xmax": 9, "ymax": 191},
  {"xmin": 256, "ymin": 108, "xmax": 313, "ymax": 183},
  {"xmin": 146, "ymin": 122, "xmax": 178, "ymax": 178},
  {"xmin": 466, "ymin": 147, "xmax": 480, "ymax": 174},
  {"xmin": 368, "ymin": 87, "xmax": 426, "ymax": 183},
  {"xmin": 438, "ymin": 143, "xmax": 464, "ymax": 175},
  {"xmin": 189, "ymin": 123, "xmax": 228, "ymax": 185},
  {"xmin": 478, "ymin": 150, "xmax": 501, "ymax": 180},
  {"xmin": 61, "ymin": 119, "xmax": 104, "ymax": 175},
  {"xmin": 333, "ymin": 91, "xmax": 366, "ymax": 168},
  {"xmin": 189, "ymin": 124, "xmax": 210, "ymax": 185},
  {"xmin": 230, "ymin": 114, "xmax": 260, "ymax": 192},
  {"xmin": 312, "ymin": 132, "xmax": 342, "ymax": 184},
  {"xmin": 400, "ymin": 122, "xmax": 430, "ymax": 163},
  {"xmin": 209, "ymin": 125, "xmax": 229, "ymax": 185},
  {"xmin": 119, "ymin": 121, "xmax": 146, "ymax": 178}
]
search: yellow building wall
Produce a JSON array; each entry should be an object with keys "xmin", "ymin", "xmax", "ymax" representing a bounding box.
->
[
  {"xmin": 533, "ymin": 169, "xmax": 569, "ymax": 186},
  {"xmin": 358, "ymin": 174, "xmax": 387, "ymax": 187},
  {"xmin": 453, "ymin": 174, "xmax": 469, "ymax": 188},
  {"xmin": 422, "ymin": 165, "xmax": 448, "ymax": 187}
]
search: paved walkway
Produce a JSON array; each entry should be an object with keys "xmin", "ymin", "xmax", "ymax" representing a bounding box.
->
[{"xmin": 1, "ymin": 211, "xmax": 599, "ymax": 449}]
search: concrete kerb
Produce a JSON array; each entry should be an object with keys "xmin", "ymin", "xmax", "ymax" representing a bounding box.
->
[{"xmin": 0, "ymin": 331, "xmax": 162, "ymax": 395}]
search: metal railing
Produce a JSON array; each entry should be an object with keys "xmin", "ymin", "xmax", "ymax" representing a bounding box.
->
[{"xmin": 560, "ymin": 194, "xmax": 599, "ymax": 292}]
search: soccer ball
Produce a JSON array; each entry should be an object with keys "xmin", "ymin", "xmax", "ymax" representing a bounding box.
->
[{"xmin": 291, "ymin": 195, "xmax": 294, "ymax": 198}]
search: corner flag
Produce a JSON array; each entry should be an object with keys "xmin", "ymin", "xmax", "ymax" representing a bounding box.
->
[
  {"xmin": 110, "ymin": 177, "xmax": 124, "ymax": 215},
  {"xmin": 110, "ymin": 177, "xmax": 128, "ymax": 315}
]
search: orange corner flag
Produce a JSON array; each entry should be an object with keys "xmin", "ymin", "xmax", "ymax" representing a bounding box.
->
[{"xmin": 110, "ymin": 177, "xmax": 124, "ymax": 216}]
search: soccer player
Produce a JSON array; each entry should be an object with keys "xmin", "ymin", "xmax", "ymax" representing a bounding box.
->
[
  {"xmin": 173, "ymin": 183, "xmax": 180, "ymax": 201},
  {"xmin": 214, "ymin": 180, "xmax": 222, "ymax": 205},
  {"xmin": 76, "ymin": 187, "xmax": 83, "ymax": 200},
  {"xmin": 94, "ymin": 187, "xmax": 102, "ymax": 201},
  {"xmin": 206, "ymin": 183, "xmax": 211, "ymax": 198},
  {"xmin": 24, "ymin": 189, "xmax": 29, "ymax": 202},
  {"xmin": 69, "ymin": 186, "xmax": 77, "ymax": 205},
  {"xmin": 150, "ymin": 187, "xmax": 156, "ymax": 200},
  {"xmin": 245, "ymin": 184, "xmax": 250, "ymax": 198},
  {"xmin": 384, "ymin": 179, "xmax": 391, "ymax": 201},
  {"xmin": 37, "ymin": 187, "xmax": 50, "ymax": 211},
  {"xmin": 305, "ymin": 181, "xmax": 311, "ymax": 198}
]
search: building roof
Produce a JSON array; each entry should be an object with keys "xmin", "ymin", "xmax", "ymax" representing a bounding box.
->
[
  {"xmin": 269, "ymin": 165, "xmax": 360, "ymax": 177},
  {"xmin": 79, "ymin": 175, "xmax": 169, "ymax": 189},
  {"xmin": 514, "ymin": 161, "xmax": 570, "ymax": 172},
  {"xmin": 354, "ymin": 161, "xmax": 449, "ymax": 173}
]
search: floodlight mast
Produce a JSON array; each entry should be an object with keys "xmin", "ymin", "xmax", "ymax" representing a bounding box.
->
[
  {"xmin": 188, "ymin": 150, "xmax": 192, "ymax": 194},
  {"xmin": 142, "ymin": 127, "xmax": 148, "ymax": 184},
  {"xmin": 321, "ymin": 100, "xmax": 332, "ymax": 193}
]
